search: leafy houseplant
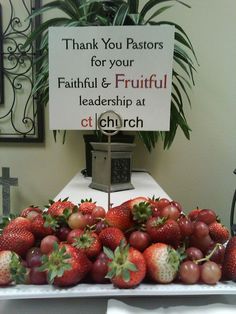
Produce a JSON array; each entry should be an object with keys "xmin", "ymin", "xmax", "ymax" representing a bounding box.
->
[{"xmin": 25, "ymin": 0, "xmax": 198, "ymax": 152}]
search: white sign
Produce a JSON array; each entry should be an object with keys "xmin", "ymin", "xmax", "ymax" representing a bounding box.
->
[{"xmin": 49, "ymin": 26, "xmax": 175, "ymax": 131}]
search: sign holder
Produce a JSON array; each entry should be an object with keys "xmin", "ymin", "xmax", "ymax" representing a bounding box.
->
[{"xmin": 97, "ymin": 110, "xmax": 122, "ymax": 210}]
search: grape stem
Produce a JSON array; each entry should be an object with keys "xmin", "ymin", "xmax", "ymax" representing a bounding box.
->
[{"xmin": 194, "ymin": 243, "xmax": 221, "ymax": 264}]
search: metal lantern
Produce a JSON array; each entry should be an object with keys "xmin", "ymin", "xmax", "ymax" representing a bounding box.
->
[{"xmin": 89, "ymin": 142, "xmax": 135, "ymax": 192}]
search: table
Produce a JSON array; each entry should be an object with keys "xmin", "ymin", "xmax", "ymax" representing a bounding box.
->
[
  {"xmin": 0, "ymin": 171, "xmax": 235, "ymax": 314},
  {"xmin": 54, "ymin": 170, "xmax": 171, "ymax": 208}
]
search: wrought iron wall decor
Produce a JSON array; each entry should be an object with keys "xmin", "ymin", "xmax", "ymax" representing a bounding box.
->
[{"xmin": 0, "ymin": 0, "xmax": 44, "ymax": 142}]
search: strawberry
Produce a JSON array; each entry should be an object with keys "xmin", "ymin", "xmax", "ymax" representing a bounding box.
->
[
  {"xmin": 105, "ymin": 205, "xmax": 133, "ymax": 231},
  {"xmin": 99, "ymin": 227, "xmax": 126, "ymax": 251},
  {"xmin": 121, "ymin": 196, "xmax": 149, "ymax": 211},
  {"xmin": 222, "ymin": 237, "xmax": 236, "ymax": 280},
  {"xmin": 31, "ymin": 214, "xmax": 54, "ymax": 239},
  {"xmin": 39, "ymin": 243, "xmax": 91, "ymax": 286},
  {"xmin": 188, "ymin": 208, "xmax": 201, "ymax": 221},
  {"xmin": 79, "ymin": 198, "xmax": 96, "ymax": 215},
  {"xmin": 0, "ymin": 228, "xmax": 35, "ymax": 257},
  {"xmin": 20, "ymin": 205, "xmax": 42, "ymax": 220},
  {"xmin": 70, "ymin": 230, "xmax": 102, "ymax": 259},
  {"xmin": 224, "ymin": 236, "xmax": 236, "ymax": 252},
  {"xmin": 3, "ymin": 217, "xmax": 32, "ymax": 233},
  {"xmin": 209, "ymin": 221, "xmax": 230, "ymax": 244},
  {"xmin": 148, "ymin": 197, "xmax": 162, "ymax": 217},
  {"xmin": 104, "ymin": 241, "xmax": 146, "ymax": 288},
  {"xmin": 143, "ymin": 243, "xmax": 180, "ymax": 283},
  {"xmin": 47, "ymin": 198, "xmax": 76, "ymax": 217},
  {"xmin": 0, "ymin": 251, "xmax": 27, "ymax": 286},
  {"xmin": 146, "ymin": 217, "xmax": 181, "ymax": 248},
  {"xmin": 131, "ymin": 201, "xmax": 152, "ymax": 225}
]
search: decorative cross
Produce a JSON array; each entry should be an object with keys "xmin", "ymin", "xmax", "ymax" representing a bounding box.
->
[{"xmin": 0, "ymin": 167, "xmax": 18, "ymax": 216}]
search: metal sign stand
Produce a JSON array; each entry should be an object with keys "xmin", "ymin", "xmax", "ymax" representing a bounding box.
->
[{"xmin": 97, "ymin": 111, "xmax": 122, "ymax": 210}]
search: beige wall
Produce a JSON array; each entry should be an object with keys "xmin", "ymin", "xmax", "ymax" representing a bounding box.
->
[{"xmin": 0, "ymin": 0, "xmax": 236, "ymax": 228}]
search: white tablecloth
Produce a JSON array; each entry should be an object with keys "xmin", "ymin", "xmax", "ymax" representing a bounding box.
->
[{"xmin": 54, "ymin": 170, "xmax": 171, "ymax": 208}]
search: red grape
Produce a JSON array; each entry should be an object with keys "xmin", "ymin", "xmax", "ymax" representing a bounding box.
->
[
  {"xmin": 26, "ymin": 247, "xmax": 42, "ymax": 267},
  {"xmin": 160, "ymin": 204, "xmax": 181, "ymax": 221},
  {"xmin": 91, "ymin": 257, "xmax": 109, "ymax": 283},
  {"xmin": 98, "ymin": 252, "xmax": 109, "ymax": 261},
  {"xmin": 40, "ymin": 235, "xmax": 59, "ymax": 254},
  {"xmin": 194, "ymin": 221, "xmax": 209, "ymax": 238},
  {"xmin": 129, "ymin": 231, "xmax": 151, "ymax": 252},
  {"xmin": 56, "ymin": 226, "xmax": 71, "ymax": 241},
  {"xmin": 67, "ymin": 212, "xmax": 87, "ymax": 229},
  {"xmin": 67, "ymin": 228, "xmax": 83, "ymax": 244},
  {"xmin": 200, "ymin": 261, "xmax": 222, "ymax": 284},
  {"xmin": 178, "ymin": 216, "xmax": 193, "ymax": 237},
  {"xmin": 189, "ymin": 234, "xmax": 214, "ymax": 253},
  {"xmin": 206, "ymin": 243, "xmax": 225, "ymax": 264},
  {"xmin": 95, "ymin": 220, "xmax": 108, "ymax": 234},
  {"xmin": 170, "ymin": 201, "xmax": 183, "ymax": 212},
  {"xmin": 29, "ymin": 267, "xmax": 47, "ymax": 285},
  {"xmin": 185, "ymin": 247, "xmax": 204, "ymax": 261},
  {"xmin": 179, "ymin": 261, "xmax": 200, "ymax": 284},
  {"xmin": 84, "ymin": 214, "xmax": 96, "ymax": 226},
  {"xmin": 92, "ymin": 206, "xmax": 106, "ymax": 219}
]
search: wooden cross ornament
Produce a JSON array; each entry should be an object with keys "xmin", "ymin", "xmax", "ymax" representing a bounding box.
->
[{"xmin": 0, "ymin": 167, "xmax": 18, "ymax": 216}]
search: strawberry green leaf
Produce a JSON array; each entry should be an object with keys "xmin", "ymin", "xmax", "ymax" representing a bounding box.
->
[
  {"xmin": 103, "ymin": 246, "xmax": 114, "ymax": 260},
  {"xmin": 126, "ymin": 262, "xmax": 138, "ymax": 272},
  {"xmin": 10, "ymin": 253, "xmax": 27, "ymax": 284},
  {"xmin": 122, "ymin": 269, "xmax": 130, "ymax": 282},
  {"xmin": 106, "ymin": 268, "xmax": 116, "ymax": 279}
]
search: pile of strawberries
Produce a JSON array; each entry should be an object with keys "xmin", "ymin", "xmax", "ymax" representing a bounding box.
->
[{"xmin": 0, "ymin": 196, "xmax": 235, "ymax": 289}]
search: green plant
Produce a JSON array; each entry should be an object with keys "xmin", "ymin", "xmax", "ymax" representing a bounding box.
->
[{"xmin": 25, "ymin": 0, "xmax": 198, "ymax": 151}]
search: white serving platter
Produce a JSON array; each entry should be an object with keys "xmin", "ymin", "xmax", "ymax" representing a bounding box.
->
[{"xmin": 0, "ymin": 282, "xmax": 236, "ymax": 300}]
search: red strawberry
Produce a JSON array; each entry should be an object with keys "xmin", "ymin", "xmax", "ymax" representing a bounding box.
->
[
  {"xmin": 47, "ymin": 198, "xmax": 76, "ymax": 217},
  {"xmin": 31, "ymin": 214, "xmax": 54, "ymax": 239},
  {"xmin": 79, "ymin": 199, "xmax": 96, "ymax": 215},
  {"xmin": 121, "ymin": 196, "xmax": 149, "ymax": 211},
  {"xmin": 188, "ymin": 208, "xmax": 201, "ymax": 221},
  {"xmin": 20, "ymin": 205, "xmax": 42, "ymax": 220},
  {"xmin": 148, "ymin": 197, "xmax": 162, "ymax": 217},
  {"xmin": 99, "ymin": 227, "xmax": 126, "ymax": 251},
  {"xmin": 0, "ymin": 228, "xmax": 35, "ymax": 257},
  {"xmin": 143, "ymin": 243, "xmax": 180, "ymax": 283},
  {"xmin": 105, "ymin": 205, "xmax": 133, "ymax": 231},
  {"xmin": 104, "ymin": 242, "xmax": 146, "ymax": 288},
  {"xmin": 222, "ymin": 237, "xmax": 236, "ymax": 280},
  {"xmin": 209, "ymin": 221, "xmax": 230, "ymax": 244},
  {"xmin": 224, "ymin": 236, "xmax": 236, "ymax": 253},
  {"xmin": 131, "ymin": 201, "xmax": 152, "ymax": 224},
  {"xmin": 146, "ymin": 217, "xmax": 181, "ymax": 248},
  {"xmin": 39, "ymin": 243, "xmax": 91, "ymax": 286},
  {"xmin": 70, "ymin": 230, "xmax": 102, "ymax": 259},
  {"xmin": 3, "ymin": 217, "xmax": 32, "ymax": 233},
  {"xmin": 0, "ymin": 251, "xmax": 27, "ymax": 286}
]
